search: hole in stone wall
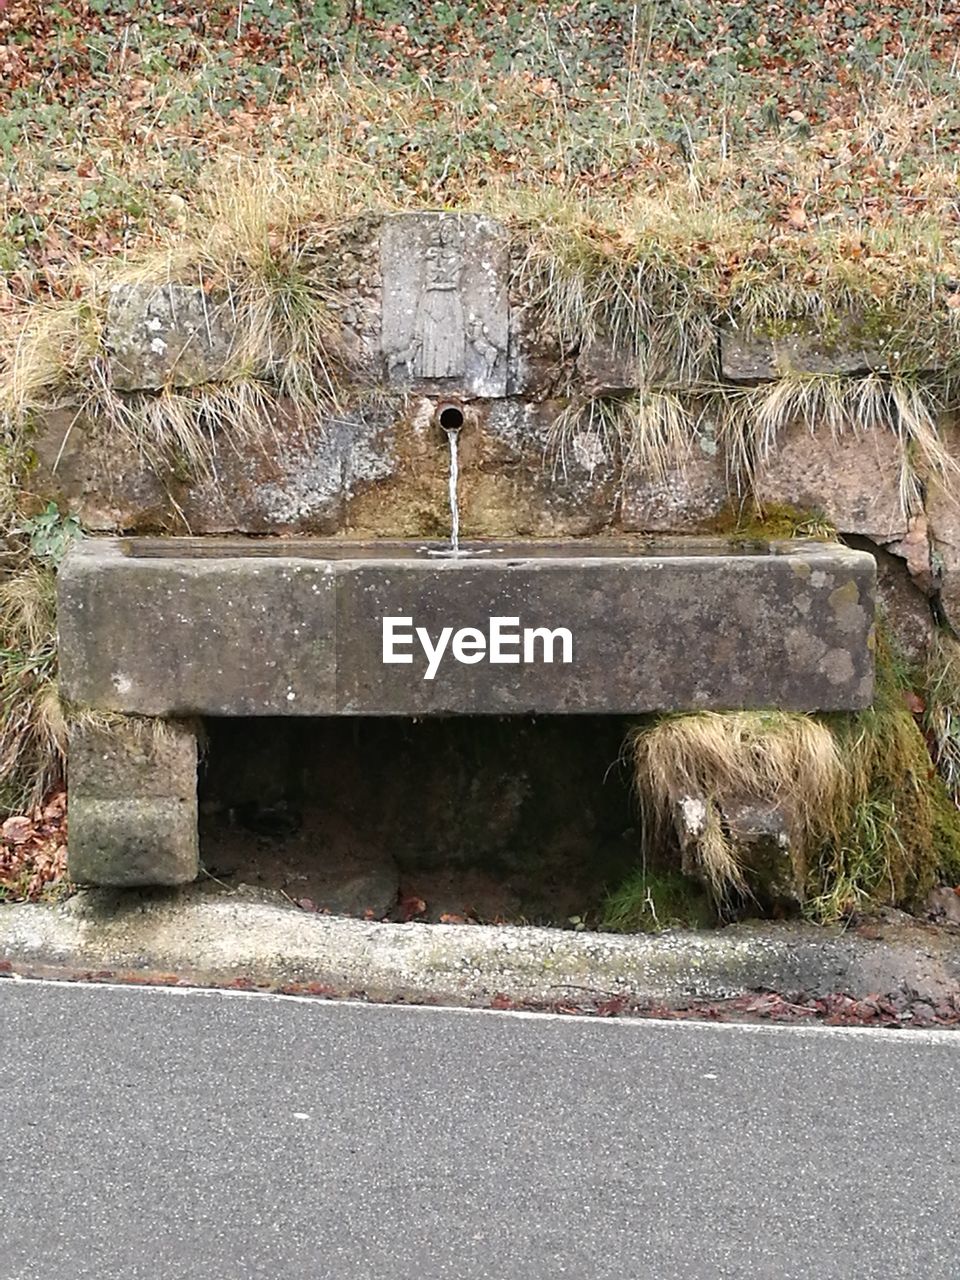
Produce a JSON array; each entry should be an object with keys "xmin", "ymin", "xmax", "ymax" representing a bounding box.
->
[
  {"xmin": 436, "ymin": 402, "xmax": 465, "ymax": 432},
  {"xmin": 198, "ymin": 716, "xmax": 639, "ymax": 925}
]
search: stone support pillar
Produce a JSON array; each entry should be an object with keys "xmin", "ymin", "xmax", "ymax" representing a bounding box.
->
[{"xmin": 67, "ymin": 718, "xmax": 199, "ymax": 886}]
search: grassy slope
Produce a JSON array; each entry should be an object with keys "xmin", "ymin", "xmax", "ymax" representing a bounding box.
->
[
  {"xmin": 1, "ymin": 1, "xmax": 958, "ymax": 289},
  {"xmin": 3, "ymin": 2, "xmax": 960, "ymax": 463}
]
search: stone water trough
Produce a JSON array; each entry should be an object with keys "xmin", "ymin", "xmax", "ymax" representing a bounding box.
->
[
  {"xmin": 60, "ymin": 536, "xmax": 874, "ymax": 717},
  {"xmin": 57, "ymin": 535, "xmax": 875, "ymax": 886}
]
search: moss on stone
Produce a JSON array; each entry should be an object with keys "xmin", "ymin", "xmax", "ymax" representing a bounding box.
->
[
  {"xmin": 810, "ymin": 632, "xmax": 960, "ymax": 918},
  {"xmin": 710, "ymin": 500, "xmax": 837, "ymax": 542}
]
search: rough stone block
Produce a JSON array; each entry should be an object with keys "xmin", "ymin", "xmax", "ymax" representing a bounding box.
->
[
  {"xmin": 675, "ymin": 794, "xmax": 798, "ymax": 907},
  {"xmin": 577, "ymin": 341, "xmax": 645, "ymax": 396},
  {"xmin": 68, "ymin": 719, "xmax": 198, "ymax": 886},
  {"xmin": 505, "ymin": 303, "xmax": 563, "ymax": 398},
  {"xmin": 105, "ymin": 284, "xmax": 241, "ymax": 391},
  {"xmin": 59, "ymin": 545, "xmax": 339, "ymax": 716},
  {"xmin": 59, "ymin": 538, "xmax": 876, "ymax": 716},
  {"xmin": 720, "ymin": 322, "xmax": 886, "ymax": 382},
  {"xmin": 181, "ymin": 401, "xmax": 396, "ymax": 536},
  {"xmin": 844, "ymin": 538, "xmax": 935, "ymax": 664},
  {"xmin": 576, "ymin": 336, "xmax": 714, "ymax": 395},
  {"xmin": 464, "ymin": 398, "xmax": 619, "ymax": 537},
  {"xmin": 886, "ymin": 513, "xmax": 936, "ymax": 595},
  {"xmin": 29, "ymin": 408, "xmax": 175, "ymax": 532},
  {"xmin": 723, "ymin": 799, "xmax": 798, "ymax": 906},
  {"xmin": 921, "ymin": 417, "xmax": 960, "ymax": 632},
  {"xmin": 381, "ymin": 213, "xmax": 509, "ymax": 398},
  {"xmin": 754, "ymin": 423, "xmax": 908, "ymax": 544},
  {"xmin": 621, "ymin": 422, "xmax": 732, "ymax": 533},
  {"xmin": 341, "ymin": 397, "xmax": 620, "ymax": 540},
  {"xmin": 29, "ymin": 397, "xmax": 401, "ymax": 538}
]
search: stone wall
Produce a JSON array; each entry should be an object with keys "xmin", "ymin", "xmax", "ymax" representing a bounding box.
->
[{"xmin": 25, "ymin": 211, "xmax": 960, "ymax": 656}]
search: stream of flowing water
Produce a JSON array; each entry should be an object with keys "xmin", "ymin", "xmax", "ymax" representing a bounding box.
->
[
  {"xmin": 427, "ymin": 426, "xmax": 489, "ymax": 558},
  {"xmin": 446, "ymin": 426, "xmax": 460, "ymax": 554}
]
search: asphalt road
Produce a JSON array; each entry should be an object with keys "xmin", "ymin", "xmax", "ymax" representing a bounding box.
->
[{"xmin": 2, "ymin": 980, "xmax": 959, "ymax": 1280}]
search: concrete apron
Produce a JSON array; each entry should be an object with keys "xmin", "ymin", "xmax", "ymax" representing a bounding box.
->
[{"xmin": 2, "ymin": 886, "xmax": 960, "ymax": 1012}]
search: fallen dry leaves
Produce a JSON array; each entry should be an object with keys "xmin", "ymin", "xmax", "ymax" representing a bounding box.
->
[
  {"xmin": 1, "ymin": 0, "xmax": 958, "ymax": 294},
  {"xmin": 0, "ymin": 788, "xmax": 68, "ymax": 901},
  {"xmin": 478, "ymin": 986, "xmax": 960, "ymax": 1028}
]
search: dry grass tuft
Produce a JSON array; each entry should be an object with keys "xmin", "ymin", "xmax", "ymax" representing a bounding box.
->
[
  {"xmin": 0, "ymin": 163, "xmax": 360, "ymax": 486},
  {"xmin": 548, "ymin": 389, "xmax": 695, "ymax": 481},
  {"xmin": 631, "ymin": 711, "xmax": 845, "ymax": 903},
  {"xmin": 717, "ymin": 373, "xmax": 958, "ymax": 509},
  {"xmin": 511, "ymin": 196, "xmax": 725, "ymax": 386},
  {"xmin": 0, "ymin": 299, "xmax": 102, "ymax": 424},
  {"xmin": 0, "ymin": 554, "xmax": 155, "ymax": 818},
  {"xmin": 630, "ymin": 635, "xmax": 960, "ymax": 921},
  {"xmin": 0, "ymin": 563, "xmax": 65, "ymax": 812},
  {"xmin": 81, "ymin": 371, "xmax": 281, "ymax": 483},
  {"xmin": 151, "ymin": 162, "xmax": 358, "ymax": 410}
]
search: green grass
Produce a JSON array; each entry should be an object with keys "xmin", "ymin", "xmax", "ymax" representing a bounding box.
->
[
  {"xmin": 601, "ymin": 869, "xmax": 715, "ymax": 933},
  {"xmin": 810, "ymin": 634, "xmax": 960, "ymax": 919}
]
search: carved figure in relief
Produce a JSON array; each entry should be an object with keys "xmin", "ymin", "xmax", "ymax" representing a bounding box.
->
[
  {"xmin": 468, "ymin": 316, "xmax": 500, "ymax": 381},
  {"xmin": 413, "ymin": 219, "xmax": 466, "ymax": 379},
  {"xmin": 383, "ymin": 215, "xmax": 505, "ymax": 387}
]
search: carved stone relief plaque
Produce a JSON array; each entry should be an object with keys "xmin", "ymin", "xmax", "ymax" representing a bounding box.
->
[{"xmin": 381, "ymin": 213, "xmax": 509, "ymax": 398}]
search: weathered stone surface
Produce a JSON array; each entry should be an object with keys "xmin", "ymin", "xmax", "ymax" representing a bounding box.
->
[
  {"xmin": 922, "ymin": 418, "xmax": 960, "ymax": 631},
  {"xmin": 887, "ymin": 513, "xmax": 936, "ymax": 595},
  {"xmin": 314, "ymin": 214, "xmax": 384, "ymax": 381},
  {"xmin": 505, "ymin": 302, "xmax": 564, "ymax": 398},
  {"xmin": 182, "ymin": 402, "xmax": 396, "ymax": 536},
  {"xmin": 105, "ymin": 284, "xmax": 241, "ymax": 391},
  {"xmin": 29, "ymin": 391, "xmax": 722, "ymax": 543},
  {"xmin": 459, "ymin": 466, "xmax": 618, "ymax": 538},
  {"xmin": 59, "ymin": 544, "xmax": 339, "ymax": 715},
  {"xmin": 342, "ymin": 396, "xmax": 461, "ymax": 538},
  {"xmin": 28, "ymin": 408, "xmax": 176, "ymax": 532},
  {"xmin": 845, "ymin": 537, "xmax": 935, "ymax": 663},
  {"xmin": 59, "ymin": 537, "xmax": 876, "ymax": 716},
  {"xmin": 925, "ymin": 886, "xmax": 960, "ymax": 926},
  {"xmin": 578, "ymin": 332, "xmax": 713, "ymax": 393},
  {"xmin": 720, "ymin": 322, "xmax": 886, "ymax": 382},
  {"xmin": 754, "ymin": 423, "xmax": 909, "ymax": 544},
  {"xmin": 465, "ymin": 398, "xmax": 618, "ymax": 537},
  {"xmin": 381, "ymin": 213, "xmax": 509, "ymax": 398},
  {"xmin": 29, "ymin": 398, "xmax": 404, "ymax": 537},
  {"xmin": 11, "ymin": 885, "xmax": 960, "ymax": 1007},
  {"xmin": 68, "ymin": 718, "xmax": 198, "ymax": 886},
  {"xmin": 675, "ymin": 794, "xmax": 798, "ymax": 907},
  {"xmin": 577, "ymin": 340, "xmax": 645, "ymax": 395},
  {"xmin": 621, "ymin": 420, "xmax": 732, "ymax": 533},
  {"xmin": 342, "ymin": 397, "xmax": 620, "ymax": 539},
  {"xmin": 722, "ymin": 799, "xmax": 798, "ymax": 907}
]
